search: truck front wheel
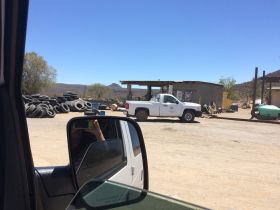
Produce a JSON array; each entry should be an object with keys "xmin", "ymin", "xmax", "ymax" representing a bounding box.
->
[
  {"xmin": 135, "ymin": 110, "xmax": 148, "ymax": 121},
  {"xmin": 181, "ymin": 110, "xmax": 195, "ymax": 123}
]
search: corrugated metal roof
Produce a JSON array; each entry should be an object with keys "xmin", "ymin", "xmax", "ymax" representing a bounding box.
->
[{"xmin": 120, "ymin": 80, "xmax": 223, "ymax": 87}]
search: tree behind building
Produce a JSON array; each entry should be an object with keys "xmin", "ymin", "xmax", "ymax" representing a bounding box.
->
[
  {"xmin": 219, "ymin": 77, "xmax": 240, "ymax": 101},
  {"xmin": 87, "ymin": 83, "xmax": 113, "ymax": 99},
  {"xmin": 22, "ymin": 52, "xmax": 56, "ymax": 95}
]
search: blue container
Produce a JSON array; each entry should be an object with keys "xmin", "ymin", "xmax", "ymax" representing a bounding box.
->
[{"xmin": 91, "ymin": 102, "xmax": 100, "ymax": 111}]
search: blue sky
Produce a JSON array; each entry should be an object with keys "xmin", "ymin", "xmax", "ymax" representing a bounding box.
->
[{"xmin": 25, "ymin": 0, "xmax": 280, "ymax": 86}]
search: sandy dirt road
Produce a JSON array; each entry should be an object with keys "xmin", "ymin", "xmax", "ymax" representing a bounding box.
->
[{"xmin": 27, "ymin": 111, "xmax": 280, "ymax": 210}]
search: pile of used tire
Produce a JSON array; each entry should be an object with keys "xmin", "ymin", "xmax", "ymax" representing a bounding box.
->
[
  {"xmin": 63, "ymin": 92, "xmax": 92, "ymax": 112},
  {"xmin": 23, "ymin": 94, "xmax": 59, "ymax": 118},
  {"xmin": 22, "ymin": 92, "xmax": 92, "ymax": 118}
]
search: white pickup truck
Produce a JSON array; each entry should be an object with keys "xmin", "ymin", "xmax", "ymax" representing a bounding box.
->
[{"xmin": 124, "ymin": 94, "xmax": 202, "ymax": 122}]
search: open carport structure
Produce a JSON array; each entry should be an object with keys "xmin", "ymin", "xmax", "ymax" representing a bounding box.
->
[
  {"xmin": 251, "ymin": 68, "xmax": 280, "ymax": 113},
  {"xmin": 120, "ymin": 80, "xmax": 224, "ymax": 107}
]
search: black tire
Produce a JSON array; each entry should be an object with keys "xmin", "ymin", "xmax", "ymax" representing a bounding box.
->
[
  {"xmin": 49, "ymin": 100, "xmax": 59, "ymax": 107},
  {"xmin": 42, "ymin": 101, "xmax": 50, "ymax": 105},
  {"xmin": 59, "ymin": 103, "xmax": 70, "ymax": 113},
  {"xmin": 56, "ymin": 96, "xmax": 67, "ymax": 103},
  {"xmin": 73, "ymin": 101, "xmax": 84, "ymax": 112},
  {"xmin": 24, "ymin": 103, "xmax": 29, "ymax": 111},
  {"xmin": 30, "ymin": 99, "xmax": 40, "ymax": 104},
  {"xmin": 64, "ymin": 101, "xmax": 73, "ymax": 110},
  {"xmin": 26, "ymin": 104, "xmax": 36, "ymax": 116},
  {"xmin": 181, "ymin": 110, "xmax": 195, "ymax": 123},
  {"xmin": 38, "ymin": 107, "xmax": 48, "ymax": 118},
  {"xmin": 54, "ymin": 105, "xmax": 60, "ymax": 113},
  {"xmin": 46, "ymin": 109, "xmax": 56, "ymax": 118},
  {"xmin": 84, "ymin": 101, "xmax": 92, "ymax": 109},
  {"xmin": 135, "ymin": 109, "xmax": 148, "ymax": 121},
  {"xmin": 22, "ymin": 95, "xmax": 32, "ymax": 103},
  {"xmin": 64, "ymin": 103, "xmax": 70, "ymax": 112},
  {"xmin": 30, "ymin": 106, "xmax": 43, "ymax": 118},
  {"xmin": 38, "ymin": 103, "xmax": 49, "ymax": 109}
]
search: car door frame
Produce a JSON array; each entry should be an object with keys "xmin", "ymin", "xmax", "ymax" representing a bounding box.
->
[
  {"xmin": 0, "ymin": 0, "xmax": 36, "ymax": 210},
  {"xmin": 1, "ymin": 1, "xmax": 77, "ymax": 210}
]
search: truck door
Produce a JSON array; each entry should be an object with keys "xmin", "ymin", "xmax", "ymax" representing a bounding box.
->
[
  {"xmin": 108, "ymin": 120, "xmax": 133, "ymax": 185},
  {"xmin": 123, "ymin": 121, "xmax": 144, "ymax": 189},
  {"xmin": 160, "ymin": 95, "xmax": 180, "ymax": 117}
]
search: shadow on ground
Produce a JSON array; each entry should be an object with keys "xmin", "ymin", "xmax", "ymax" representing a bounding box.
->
[{"xmin": 135, "ymin": 119, "xmax": 200, "ymax": 123}]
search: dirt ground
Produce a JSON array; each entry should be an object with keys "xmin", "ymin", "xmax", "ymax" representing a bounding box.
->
[
  {"xmin": 218, "ymin": 108, "xmax": 254, "ymax": 119},
  {"xmin": 27, "ymin": 111, "xmax": 280, "ymax": 210}
]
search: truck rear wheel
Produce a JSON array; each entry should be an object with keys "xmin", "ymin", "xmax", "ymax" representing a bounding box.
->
[
  {"xmin": 181, "ymin": 110, "xmax": 195, "ymax": 123},
  {"xmin": 135, "ymin": 109, "xmax": 148, "ymax": 121}
]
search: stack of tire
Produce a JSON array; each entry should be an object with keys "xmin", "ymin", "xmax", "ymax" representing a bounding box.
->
[
  {"xmin": 63, "ymin": 91, "xmax": 79, "ymax": 101},
  {"xmin": 63, "ymin": 91, "xmax": 92, "ymax": 112},
  {"xmin": 22, "ymin": 92, "xmax": 93, "ymax": 118},
  {"xmin": 65, "ymin": 99, "xmax": 92, "ymax": 112},
  {"xmin": 49, "ymin": 98, "xmax": 70, "ymax": 114},
  {"xmin": 23, "ymin": 95, "xmax": 57, "ymax": 118}
]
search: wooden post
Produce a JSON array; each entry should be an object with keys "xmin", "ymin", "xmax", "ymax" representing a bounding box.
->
[
  {"xmin": 251, "ymin": 67, "xmax": 258, "ymax": 119},
  {"xmin": 268, "ymin": 82, "xmax": 272, "ymax": 105},
  {"xmin": 145, "ymin": 85, "xmax": 152, "ymax": 100},
  {"xmin": 127, "ymin": 84, "xmax": 132, "ymax": 100},
  {"xmin": 261, "ymin": 70, "xmax": 265, "ymax": 104},
  {"xmin": 83, "ymin": 86, "xmax": 87, "ymax": 98}
]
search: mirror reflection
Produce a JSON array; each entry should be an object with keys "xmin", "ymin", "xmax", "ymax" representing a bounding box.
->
[{"xmin": 69, "ymin": 117, "xmax": 144, "ymax": 189}]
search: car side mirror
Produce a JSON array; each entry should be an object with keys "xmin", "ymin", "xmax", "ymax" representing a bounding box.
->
[
  {"xmin": 176, "ymin": 101, "xmax": 179, "ymax": 104},
  {"xmin": 67, "ymin": 116, "xmax": 148, "ymax": 190}
]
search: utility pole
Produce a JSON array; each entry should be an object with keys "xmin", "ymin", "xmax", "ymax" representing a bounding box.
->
[
  {"xmin": 261, "ymin": 70, "xmax": 265, "ymax": 104},
  {"xmin": 251, "ymin": 67, "xmax": 258, "ymax": 119}
]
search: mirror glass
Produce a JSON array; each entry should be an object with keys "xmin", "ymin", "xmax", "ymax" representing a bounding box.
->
[{"xmin": 68, "ymin": 117, "xmax": 145, "ymax": 189}]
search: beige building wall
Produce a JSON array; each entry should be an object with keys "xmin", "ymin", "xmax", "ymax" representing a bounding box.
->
[
  {"xmin": 271, "ymin": 89, "xmax": 280, "ymax": 107},
  {"xmin": 172, "ymin": 83, "xmax": 224, "ymax": 108}
]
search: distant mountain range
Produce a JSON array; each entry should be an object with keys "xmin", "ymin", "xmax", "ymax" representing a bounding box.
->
[
  {"xmin": 41, "ymin": 82, "xmax": 159, "ymax": 99},
  {"xmin": 41, "ymin": 69, "xmax": 280, "ymax": 100}
]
